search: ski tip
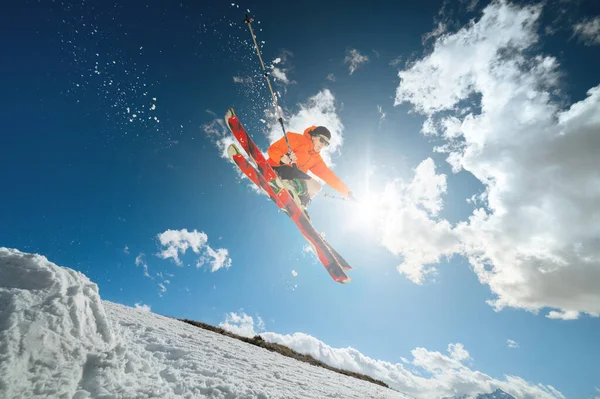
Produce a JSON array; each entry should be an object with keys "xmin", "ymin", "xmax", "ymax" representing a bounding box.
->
[
  {"xmin": 338, "ymin": 277, "xmax": 352, "ymax": 284},
  {"xmin": 227, "ymin": 143, "xmax": 241, "ymax": 158},
  {"xmin": 225, "ymin": 108, "xmax": 236, "ymax": 120}
]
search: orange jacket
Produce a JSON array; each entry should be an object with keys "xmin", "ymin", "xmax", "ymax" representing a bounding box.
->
[{"xmin": 267, "ymin": 126, "xmax": 351, "ymax": 196}]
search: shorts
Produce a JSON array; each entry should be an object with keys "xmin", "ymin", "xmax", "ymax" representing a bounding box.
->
[
  {"xmin": 272, "ymin": 165, "xmax": 312, "ymax": 205},
  {"xmin": 272, "ymin": 165, "xmax": 312, "ymax": 181}
]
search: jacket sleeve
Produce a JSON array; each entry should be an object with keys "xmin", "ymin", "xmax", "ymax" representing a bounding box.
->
[
  {"xmin": 309, "ymin": 156, "xmax": 351, "ymax": 196},
  {"xmin": 267, "ymin": 135, "xmax": 289, "ymax": 164}
]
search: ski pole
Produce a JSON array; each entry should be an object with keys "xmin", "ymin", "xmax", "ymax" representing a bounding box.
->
[
  {"xmin": 323, "ymin": 193, "xmax": 357, "ymax": 203},
  {"xmin": 244, "ymin": 14, "xmax": 296, "ymax": 168}
]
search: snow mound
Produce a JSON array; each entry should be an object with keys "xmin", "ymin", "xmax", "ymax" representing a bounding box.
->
[
  {"xmin": 0, "ymin": 248, "xmax": 407, "ymax": 398},
  {"xmin": 0, "ymin": 248, "xmax": 118, "ymax": 398}
]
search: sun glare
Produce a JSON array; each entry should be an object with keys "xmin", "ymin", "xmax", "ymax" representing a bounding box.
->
[{"xmin": 349, "ymin": 192, "xmax": 383, "ymax": 232}]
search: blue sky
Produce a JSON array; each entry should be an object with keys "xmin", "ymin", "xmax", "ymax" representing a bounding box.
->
[{"xmin": 2, "ymin": 0, "xmax": 600, "ymax": 397}]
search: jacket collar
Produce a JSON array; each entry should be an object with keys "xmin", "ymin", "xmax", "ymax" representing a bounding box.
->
[{"xmin": 303, "ymin": 126, "xmax": 317, "ymax": 152}]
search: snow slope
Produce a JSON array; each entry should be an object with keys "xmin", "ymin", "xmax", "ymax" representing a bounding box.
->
[{"xmin": 0, "ymin": 247, "xmax": 410, "ymax": 399}]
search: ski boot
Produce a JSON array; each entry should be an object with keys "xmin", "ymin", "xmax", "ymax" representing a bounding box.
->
[{"xmin": 281, "ymin": 178, "xmax": 311, "ymax": 219}]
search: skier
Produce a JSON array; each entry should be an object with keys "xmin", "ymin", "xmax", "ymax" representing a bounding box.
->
[{"xmin": 267, "ymin": 125, "xmax": 353, "ymax": 209}]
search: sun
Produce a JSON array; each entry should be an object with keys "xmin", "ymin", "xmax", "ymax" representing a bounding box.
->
[{"xmin": 347, "ymin": 191, "xmax": 383, "ymax": 233}]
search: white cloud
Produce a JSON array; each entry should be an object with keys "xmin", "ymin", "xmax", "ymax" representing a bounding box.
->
[
  {"xmin": 546, "ymin": 310, "xmax": 580, "ymax": 320},
  {"xmin": 135, "ymin": 253, "xmax": 151, "ymax": 278},
  {"xmin": 448, "ymin": 343, "xmax": 471, "ymax": 362},
  {"xmin": 157, "ymin": 229, "xmax": 208, "ymax": 265},
  {"xmin": 219, "ymin": 312, "xmax": 264, "ymax": 338},
  {"xmin": 344, "ymin": 49, "xmax": 369, "ymax": 75},
  {"xmin": 271, "ymin": 67, "xmax": 290, "ymax": 84},
  {"xmin": 157, "ymin": 229, "xmax": 231, "ymax": 272},
  {"xmin": 134, "ymin": 303, "xmax": 151, "ymax": 312},
  {"xmin": 197, "ymin": 246, "xmax": 232, "ymax": 272},
  {"xmin": 390, "ymin": 0, "xmax": 600, "ymax": 318},
  {"xmin": 269, "ymin": 51, "xmax": 295, "ymax": 87},
  {"xmin": 123, "ymin": 245, "xmax": 129, "ymax": 254},
  {"xmin": 423, "ymin": 21, "xmax": 448, "ymax": 43},
  {"xmin": 201, "ymin": 113, "xmax": 236, "ymax": 160},
  {"xmin": 260, "ymin": 332, "xmax": 563, "ymax": 399},
  {"xmin": 326, "ymin": 73, "xmax": 336, "ymax": 82},
  {"xmin": 506, "ymin": 339, "xmax": 519, "ymax": 348},
  {"xmin": 232, "ymin": 76, "xmax": 253, "ymax": 84},
  {"xmin": 573, "ymin": 16, "xmax": 600, "ymax": 45},
  {"xmin": 377, "ymin": 105, "xmax": 386, "ymax": 125},
  {"xmin": 374, "ymin": 159, "xmax": 461, "ymax": 283},
  {"xmin": 389, "ymin": 56, "xmax": 403, "ymax": 67}
]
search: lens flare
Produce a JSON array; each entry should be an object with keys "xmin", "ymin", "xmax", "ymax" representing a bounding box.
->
[{"xmin": 348, "ymin": 192, "xmax": 384, "ymax": 235}]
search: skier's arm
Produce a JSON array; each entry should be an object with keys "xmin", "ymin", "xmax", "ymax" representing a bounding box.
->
[
  {"xmin": 267, "ymin": 135, "xmax": 291, "ymax": 165},
  {"xmin": 310, "ymin": 157, "xmax": 351, "ymax": 196}
]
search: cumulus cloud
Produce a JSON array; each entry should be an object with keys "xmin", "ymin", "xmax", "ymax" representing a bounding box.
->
[
  {"xmin": 546, "ymin": 310, "xmax": 580, "ymax": 320},
  {"xmin": 197, "ymin": 246, "xmax": 232, "ymax": 272},
  {"xmin": 374, "ymin": 158, "xmax": 461, "ymax": 283},
  {"xmin": 157, "ymin": 229, "xmax": 231, "ymax": 272},
  {"xmin": 573, "ymin": 16, "xmax": 600, "ymax": 45},
  {"xmin": 344, "ymin": 49, "xmax": 369, "ymax": 75},
  {"xmin": 326, "ymin": 73, "xmax": 336, "ymax": 82},
  {"xmin": 448, "ymin": 343, "xmax": 471, "ymax": 362},
  {"xmin": 390, "ymin": 0, "xmax": 600, "ymax": 318},
  {"xmin": 219, "ymin": 312, "xmax": 264, "ymax": 338},
  {"xmin": 134, "ymin": 303, "xmax": 151, "ymax": 312},
  {"xmin": 423, "ymin": 21, "xmax": 448, "ymax": 43},
  {"xmin": 217, "ymin": 309, "xmax": 563, "ymax": 397},
  {"xmin": 260, "ymin": 332, "xmax": 563, "ymax": 399}
]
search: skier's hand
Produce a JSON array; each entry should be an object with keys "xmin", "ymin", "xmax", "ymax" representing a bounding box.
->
[
  {"xmin": 288, "ymin": 151, "xmax": 297, "ymax": 163},
  {"xmin": 281, "ymin": 151, "xmax": 297, "ymax": 165}
]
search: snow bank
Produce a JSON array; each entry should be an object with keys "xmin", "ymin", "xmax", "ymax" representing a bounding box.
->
[
  {"xmin": 0, "ymin": 247, "xmax": 406, "ymax": 398},
  {"xmin": 0, "ymin": 248, "xmax": 115, "ymax": 398}
]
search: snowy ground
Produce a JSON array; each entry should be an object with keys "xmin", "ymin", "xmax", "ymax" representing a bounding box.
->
[{"xmin": 0, "ymin": 247, "xmax": 410, "ymax": 399}]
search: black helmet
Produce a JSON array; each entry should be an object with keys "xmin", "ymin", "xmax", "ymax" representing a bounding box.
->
[{"xmin": 310, "ymin": 126, "xmax": 331, "ymax": 140}]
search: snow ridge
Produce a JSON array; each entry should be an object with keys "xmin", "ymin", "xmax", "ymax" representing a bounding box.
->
[{"xmin": 0, "ymin": 248, "xmax": 114, "ymax": 398}]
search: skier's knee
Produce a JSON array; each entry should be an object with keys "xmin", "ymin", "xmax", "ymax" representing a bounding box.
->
[{"xmin": 306, "ymin": 179, "xmax": 322, "ymax": 196}]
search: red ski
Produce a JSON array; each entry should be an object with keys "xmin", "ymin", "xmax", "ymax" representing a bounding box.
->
[{"xmin": 225, "ymin": 108, "xmax": 352, "ymax": 283}]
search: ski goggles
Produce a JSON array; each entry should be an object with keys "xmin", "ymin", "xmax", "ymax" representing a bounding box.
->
[{"xmin": 316, "ymin": 135, "xmax": 330, "ymax": 146}]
